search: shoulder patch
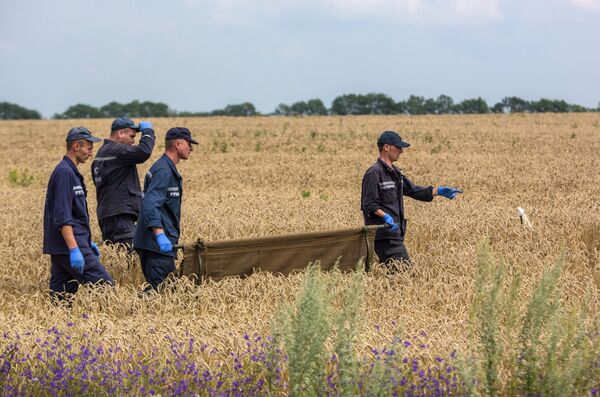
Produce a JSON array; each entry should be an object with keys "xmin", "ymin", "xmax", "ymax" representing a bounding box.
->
[{"xmin": 379, "ymin": 181, "xmax": 396, "ymax": 190}]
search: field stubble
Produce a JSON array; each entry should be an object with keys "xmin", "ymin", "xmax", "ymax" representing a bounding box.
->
[{"xmin": 0, "ymin": 114, "xmax": 599, "ymax": 386}]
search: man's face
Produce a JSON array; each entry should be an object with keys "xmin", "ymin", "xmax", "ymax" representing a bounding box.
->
[
  {"xmin": 74, "ymin": 140, "xmax": 94, "ymax": 164},
  {"xmin": 177, "ymin": 139, "xmax": 193, "ymax": 160},
  {"xmin": 115, "ymin": 128, "xmax": 137, "ymax": 145},
  {"xmin": 385, "ymin": 144, "xmax": 404, "ymax": 162}
]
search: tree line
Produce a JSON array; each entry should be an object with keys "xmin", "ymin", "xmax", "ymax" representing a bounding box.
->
[{"xmin": 1, "ymin": 94, "xmax": 599, "ymax": 119}]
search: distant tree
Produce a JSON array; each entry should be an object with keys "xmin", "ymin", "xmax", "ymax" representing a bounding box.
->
[
  {"xmin": 331, "ymin": 94, "xmax": 363, "ymax": 115},
  {"xmin": 455, "ymin": 97, "xmax": 489, "ymax": 114},
  {"xmin": 497, "ymin": 96, "xmax": 530, "ymax": 113},
  {"xmin": 177, "ymin": 111, "xmax": 210, "ymax": 117},
  {"xmin": 0, "ymin": 102, "xmax": 42, "ymax": 119},
  {"xmin": 424, "ymin": 98, "xmax": 438, "ymax": 114},
  {"xmin": 100, "ymin": 101, "xmax": 127, "ymax": 117},
  {"xmin": 275, "ymin": 99, "xmax": 327, "ymax": 116},
  {"xmin": 290, "ymin": 101, "xmax": 309, "ymax": 116},
  {"xmin": 395, "ymin": 100, "xmax": 408, "ymax": 114},
  {"xmin": 404, "ymin": 95, "xmax": 427, "ymax": 115},
  {"xmin": 331, "ymin": 93, "xmax": 395, "ymax": 115},
  {"xmin": 363, "ymin": 93, "xmax": 396, "ymax": 114},
  {"xmin": 210, "ymin": 109, "xmax": 226, "ymax": 116},
  {"xmin": 435, "ymin": 95, "xmax": 455, "ymax": 114},
  {"xmin": 274, "ymin": 103, "xmax": 292, "ymax": 116},
  {"xmin": 529, "ymin": 98, "xmax": 569, "ymax": 113},
  {"xmin": 214, "ymin": 102, "xmax": 258, "ymax": 116},
  {"xmin": 491, "ymin": 102, "xmax": 505, "ymax": 113},
  {"xmin": 305, "ymin": 99, "xmax": 328, "ymax": 115},
  {"xmin": 568, "ymin": 104, "xmax": 588, "ymax": 112},
  {"xmin": 124, "ymin": 100, "xmax": 171, "ymax": 117},
  {"xmin": 54, "ymin": 104, "xmax": 102, "ymax": 119}
]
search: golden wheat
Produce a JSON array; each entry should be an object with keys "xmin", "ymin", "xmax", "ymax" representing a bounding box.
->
[{"xmin": 1, "ymin": 114, "xmax": 599, "ymax": 375}]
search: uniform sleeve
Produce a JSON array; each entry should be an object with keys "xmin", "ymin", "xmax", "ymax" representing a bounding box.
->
[
  {"xmin": 141, "ymin": 167, "xmax": 168, "ymax": 229},
  {"xmin": 402, "ymin": 175, "xmax": 434, "ymax": 202},
  {"xmin": 52, "ymin": 169, "xmax": 75, "ymax": 229},
  {"xmin": 361, "ymin": 171, "xmax": 381, "ymax": 217},
  {"xmin": 113, "ymin": 128, "xmax": 155, "ymax": 164}
]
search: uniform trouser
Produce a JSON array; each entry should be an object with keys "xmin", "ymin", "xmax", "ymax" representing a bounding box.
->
[
  {"xmin": 136, "ymin": 249, "xmax": 176, "ymax": 290},
  {"xmin": 375, "ymin": 239, "xmax": 411, "ymax": 266},
  {"xmin": 50, "ymin": 253, "xmax": 114, "ymax": 296},
  {"xmin": 99, "ymin": 214, "xmax": 136, "ymax": 248}
]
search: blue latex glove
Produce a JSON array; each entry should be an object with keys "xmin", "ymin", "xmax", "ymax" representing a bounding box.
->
[
  {"xmin": 90, "ymin": 242, "xmax": 101, "ymax": 258},
  {"xmin": 382, "ymin": 213, "xmax": 399, "ymax": 233},
  {"xmin": 139, "ymin": 121, "xmax": 153, "ymax": 130},
  {"xmin": 155, "ymin": 232, "xmax": 172, "ymax": 253},
  {"xmin": 437, "ymin": 186, "xmax": 463, "ymax": 199},
  {"xmin": 69, "ymin": 247, "xmax": 85, "ymax": 274}
]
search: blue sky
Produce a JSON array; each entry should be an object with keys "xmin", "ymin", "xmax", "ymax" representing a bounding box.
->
[{"xmin": 1, "ymin": 0, "xmax": 599, "ymax": 117}]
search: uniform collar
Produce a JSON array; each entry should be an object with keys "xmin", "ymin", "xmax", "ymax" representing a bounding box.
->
[
  {"xmin": 62, "ymin": 156, "xmax": 83, "ymax": 178},
  {"xmin": 377, "ymin": 158, "xmax": 401, "ymax": 174},
  {"xmin": 161, "ymin": 153, "xmax": 182, "ymax": 179}
]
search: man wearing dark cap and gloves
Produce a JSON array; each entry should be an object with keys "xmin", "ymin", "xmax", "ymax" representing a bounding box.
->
[
  {"xmin": 91, "ymin": 117, "xmax": 155, "ymax": 248},
  {"xmin": 43, "ymin": 127, "xmax": 114, "ymax": 298},
  {"xmin": 134, "ymin": 127, "xmax": 198, "ymax": 291},
  {"xmin": 361, "ymin": 130, "xmax": 463, "ymax": 269}
]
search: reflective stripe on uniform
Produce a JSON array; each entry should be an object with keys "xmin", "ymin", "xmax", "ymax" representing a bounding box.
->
[{"xmin": 94, "ymin": 156, "xmax": 117, "ymax": 162}]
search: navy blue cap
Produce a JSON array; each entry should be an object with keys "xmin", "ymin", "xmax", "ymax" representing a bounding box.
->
[
  {"xmin": 377, "ymin": 130, "xmax": 410, "ymax": 148},
  {"xmin": 111, "ymin": 117, "xmax": 140, "ymax": 132},
  {"xmin": 66, "ymin": 127, "xmax": 102, "ymax": 142},
  {"xmin": 165, "ymin": 127, "xmax": 198, "ymax": 144}
]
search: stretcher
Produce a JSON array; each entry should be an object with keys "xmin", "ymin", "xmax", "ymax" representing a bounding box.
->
[{"xmin": 175, "ymin": 225, "xmax": 385, "ymax": 282}]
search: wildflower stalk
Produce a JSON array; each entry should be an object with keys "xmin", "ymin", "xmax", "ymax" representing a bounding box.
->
[
  {"xmin": 332, "ymin": 260, "xmax": 364, "ymax": 396},
  {"xmin": 282, "ymin": 263, "xmax": 332, "ymax": 397}
]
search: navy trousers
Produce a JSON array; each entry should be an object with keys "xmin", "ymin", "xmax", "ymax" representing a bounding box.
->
[
  {"xmin": 375, "ymin": 239, "xmax": 411, "ymax": 268},
  {"xmin": 136, "ymin": 249, "xmax": 176, "ymax": 290},
  {"xmin": 50, "ymin": 253, "xmax": 114, "ymax": 295},
  {"xmin": 99, "ymin": 214, "xmax": 136, "ymax": 248}
]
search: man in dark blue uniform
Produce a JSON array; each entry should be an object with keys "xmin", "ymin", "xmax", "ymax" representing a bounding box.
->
[
  {"xmin": 133, "ymin": 127, "xmax": 198, "ymax": 291},
  {"xmin": 361, "ymin": 130, "xmax": 463, "ymax": 268},
  {"xmin": 43, "ymin": 127, "xmax": 114, "ymax": 297},
  {"xmin": 91, "ymin": 117, "xmax": 155, "ymax": 248}
]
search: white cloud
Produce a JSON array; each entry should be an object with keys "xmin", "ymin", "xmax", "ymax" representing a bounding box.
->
[
  {"xmin": 319, "ymin": 0, "xmax": 502, "ymax": 23},
  {"xmin": 187, "ymin": 0, "xmax": 503, "ymax": 25},
  {"xmin": 569, "ymin": 0, "xmax": 600, "ymax": 10}
]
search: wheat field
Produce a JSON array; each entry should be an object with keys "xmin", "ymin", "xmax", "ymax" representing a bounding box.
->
[{"xmin": 1, "ymin": 114, "xmax": 599, "ymax": 393}]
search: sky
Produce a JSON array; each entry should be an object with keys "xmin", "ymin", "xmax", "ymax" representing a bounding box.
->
[{"xmin": 0, "ymin": 0, "xmax": 599, "ymax": 117}]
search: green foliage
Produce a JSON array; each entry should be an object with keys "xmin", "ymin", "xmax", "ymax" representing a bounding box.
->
[
  {"xmin": 212, "ymin": 102, "xmax": 258, "ymax": 116},
  {"xmin": 280, "ymin": 264, "xmax": 333, "ymax": 396},
  {"xmin": 469, "ymin": 238, "xmax": 510, "ymax": 396},
  {"xmin": 456, "ymin": 97, "xmax": 490, "ymax": 114},
  {"xmin": 465, "ymin": 240, "xmax": 599, "ymax": 397},
  {"xmin": 404, "ymin": 95, "xmax": 428, "ymax": 115},
  {"xmin": 0, "ymin": 102, "xmax": 41, "ymax": 120},
  {"xmin": 53, "ymin": 103, "xmax": 103, "ymax": 119},
  {"xmin": 54, "ymin": 100, "xmax": 173, "ymax": 119},
  {"xmin": 275, "ymin": 99, "xmax": 328, "ymax": 116},
  {"xmin": 8, "ymin": 168, "xmax": 35, "ymax": 187},
  {"xmin": 330, "ymin": 93, "xmax": 396, "ymax": 115},
  {"xmin": 301, "ymin": 190, "xmax": 311, "ymax": 198},
  {"xmin": 271, "ymin": 263, "xmax": 369, "ymax": 397},
  {"xmin": 332, "ymin": 266, "xmax": 364, "ymax": 396},
  {"xmin": 5, "ymin": 94, "xmax": 595, "ymax": 120},
  {"xmin": 430, "ymin": 137, "xmax": 451, "ymax": 154},
  {"xmin": 212, "ymin": 140, "xmax": 229, "ymax": 153}
]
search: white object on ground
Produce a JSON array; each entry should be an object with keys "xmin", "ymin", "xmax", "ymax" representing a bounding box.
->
[{"xmin": 517, "ymin": 207, "xmax": 533, "ymax": 230}]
